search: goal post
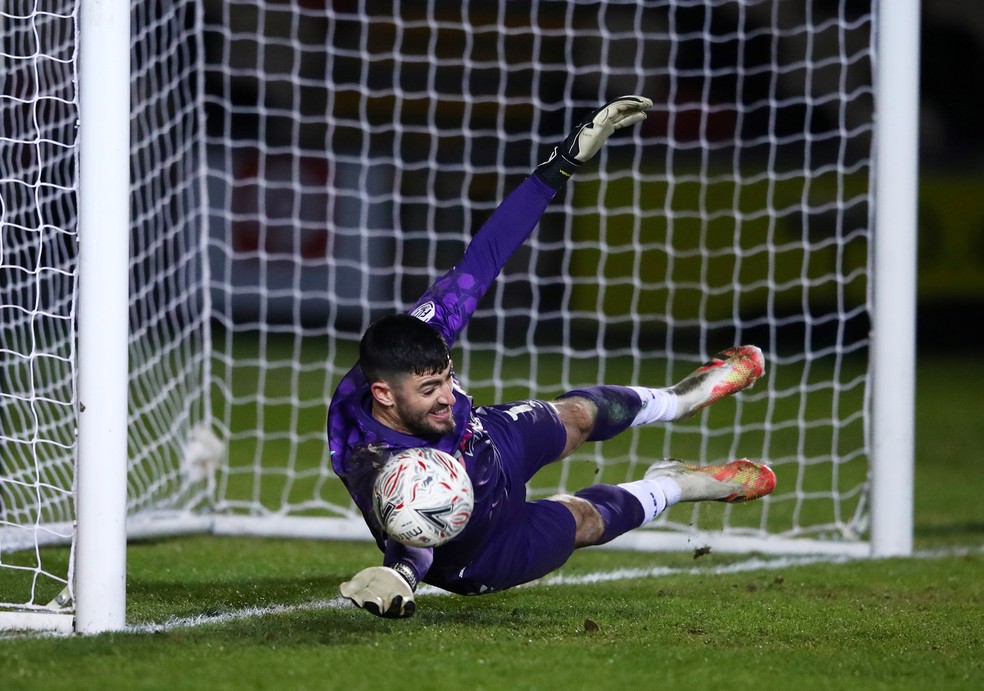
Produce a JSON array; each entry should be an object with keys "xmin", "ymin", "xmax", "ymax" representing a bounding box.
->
[
  {"xmin": 74, "ymin": 0, "xmax": 131, "ymax": 634},
  {"xmin": 870, "ymin": 0, "xmax": 919, "ymax": 558},
  {"xmin": 1, "ymin": 0, "xmax": 212, "ymax": 633},
  {"xmin": 1, "ymin": 0, "xmax": 918, "ymax": 633}
]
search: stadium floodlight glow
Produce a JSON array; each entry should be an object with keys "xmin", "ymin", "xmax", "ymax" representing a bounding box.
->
[{"xmin": 1, "ymin": 0, "xmax": 916, "ymax": 633}]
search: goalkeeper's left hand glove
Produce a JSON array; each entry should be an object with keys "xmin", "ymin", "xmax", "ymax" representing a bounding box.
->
[
  {"xmin": 339, "ymin": 565, "xmax": 416, "ymax": 618},
  {"xmin": 535, "ymin": 95, "xmax": 653, "ymax": 189}
]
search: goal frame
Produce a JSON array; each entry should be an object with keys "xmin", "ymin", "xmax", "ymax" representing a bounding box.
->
[
  {"xmin": 0, "ymin": 0, "xmax": 130, "ymax": 635},
  {"xmin": 0, "ymin": 0, "xmax": 918, "ymax": 634},
  {"xmin": 73, "ymin": 0, "xmax": 131, "ymax": 634}
]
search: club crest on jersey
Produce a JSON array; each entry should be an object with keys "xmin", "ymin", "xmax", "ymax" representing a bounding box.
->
[{"xmin": 410, "ymin": 301, "xmax": 436, "ymax": 322}]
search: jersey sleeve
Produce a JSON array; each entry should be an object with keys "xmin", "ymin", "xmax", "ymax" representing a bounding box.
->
[
  {"xmin": 383, "ymin": 540, "xmax": 434, "ymax": 586},
  {"xmin": 408, "ymin": 175, "xmax": 556, "ymax": 346}
]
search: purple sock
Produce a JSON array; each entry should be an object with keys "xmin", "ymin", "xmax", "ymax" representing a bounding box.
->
[
  {"xmin": 558, "ymin": 385, "xmax": 643, "ymax": 441},
  {"xmin": 574, "ymin": 484, "xmax": 645, "ymax": 545}
]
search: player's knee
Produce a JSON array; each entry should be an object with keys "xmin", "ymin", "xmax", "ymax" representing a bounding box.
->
[
  {"xmin": 550, "ymin": 494, "xmax": 604, "ymax": 547},
  {"xmin": 552, "ymin": 396, "xmax": 597, "ymax": 455}
]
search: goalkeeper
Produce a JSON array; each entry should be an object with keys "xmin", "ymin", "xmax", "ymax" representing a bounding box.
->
[{"xmin": 329, "ymin": 96, "xmax": 775, "ymax": 618}]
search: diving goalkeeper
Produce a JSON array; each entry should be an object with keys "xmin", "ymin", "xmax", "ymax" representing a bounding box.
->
[{"xmin": 329, "ymin": 96, "xmax": 775, "ymax": 618}]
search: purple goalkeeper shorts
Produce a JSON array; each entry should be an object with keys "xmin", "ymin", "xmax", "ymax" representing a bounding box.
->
[
  {"xmin": 429, "ymin": 399, "xmax": 579, "ymax": 595},
  {"xmin": 454, "ymin": 497, "xmax": 578, "ymax": 594}
]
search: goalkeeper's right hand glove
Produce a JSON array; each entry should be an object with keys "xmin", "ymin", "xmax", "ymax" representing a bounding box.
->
[
  {"xmin": 535, "ymin": 95, "xmax": 653, "ymax": 189},
  {"xmin": 339, "ymin": 565, "xmax": 416, "ymax": 618}
]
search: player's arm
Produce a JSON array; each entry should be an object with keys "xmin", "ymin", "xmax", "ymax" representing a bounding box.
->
[
  {"xmin": 411, "ymin": 95, "xmax": 653, "ymax": 346},
  {"xmin": 339, "ymin": 542, "xmax": 433, "ymax": 618}
]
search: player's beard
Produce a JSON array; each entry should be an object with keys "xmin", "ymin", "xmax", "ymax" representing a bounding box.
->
[{"xmin": 395, "ymin": 399, "xmax": 456, "ymax": 440}]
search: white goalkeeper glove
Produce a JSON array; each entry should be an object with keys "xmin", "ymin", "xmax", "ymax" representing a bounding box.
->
[
  {"xmin": 535, "ymin": 95, "xmax": 653, "ymax": 188},
  {"xmin": 339, "ymin": 565, "xmax": 416, "ymax": 618},
  {"xmin": 558, "ymin": 95, "xmax": 653, "ymax": 164}
]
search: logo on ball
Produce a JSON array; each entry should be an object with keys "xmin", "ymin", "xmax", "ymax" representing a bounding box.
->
[{"xmin": 373, "ymin": 447, "xmax": 473, "ymax": 547}]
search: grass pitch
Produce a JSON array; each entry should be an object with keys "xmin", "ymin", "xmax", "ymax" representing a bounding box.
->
[{"xmin": 1, "ymin": 354, "xmax": 982, "ymax": 690}]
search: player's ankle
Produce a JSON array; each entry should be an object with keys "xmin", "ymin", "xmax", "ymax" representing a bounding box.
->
[{"xmin": 627, "ymin": 386, "xmax": 678, "ymax": 425}]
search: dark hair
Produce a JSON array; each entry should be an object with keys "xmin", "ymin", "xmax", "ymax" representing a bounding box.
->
[{"xmin": 359, "ymin": 314, "xmax": 451, "ymax": 383}]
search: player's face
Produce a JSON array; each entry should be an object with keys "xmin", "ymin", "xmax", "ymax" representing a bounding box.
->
[{"xmin": 390, "ymin": 363, "xmax": 456, "ymax": 439}]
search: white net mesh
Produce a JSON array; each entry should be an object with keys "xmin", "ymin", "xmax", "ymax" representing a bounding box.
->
[
  {"xmin": 1, "ymin": 0, "xmax": 79, "ymax": 609},
  {"xmin": 202, "ymin": 1, "xmax": 874, "ymax": 544},
  {"xmin": 2, "ymin": 0, "xmax": 878, "ymax": 618},
  {"xmin": 127, "ymin": 0, "xmax": 210, "ymax": 518},
  {"xmin": 1, "ymin": 0, "xmax": 210, "ymax": 612}
]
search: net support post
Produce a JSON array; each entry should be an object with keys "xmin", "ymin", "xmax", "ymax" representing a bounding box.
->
[
  {"xmin": 75, "ymin": 0, "xmax": 131, "ymax": 633},
  {"xmin": 870, "ymin": 0, "xmax": 919, "ymax": 557}
]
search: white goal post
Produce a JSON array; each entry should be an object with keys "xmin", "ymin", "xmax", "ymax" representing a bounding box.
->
[
  {"xmin": 74, "ymin": 0, "xmax": 130, "ymax": 634},
  {"xmin": 0, "ymin": 0, "xmax": 917, "ymax": 633}
]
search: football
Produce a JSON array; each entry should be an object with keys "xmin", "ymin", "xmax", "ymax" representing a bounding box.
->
[{"xmin": 372, "ymin": 447, "xmax": 474, "ymax": 547}]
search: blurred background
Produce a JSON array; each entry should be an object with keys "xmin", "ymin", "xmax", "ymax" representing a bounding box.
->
[
  {"xmin": 918, "ymin": 0, "xmax": 984, "ymax": 352},
  {"xmin": 197, "ymin": 0, "xmax": 983, "ymax": 351}
]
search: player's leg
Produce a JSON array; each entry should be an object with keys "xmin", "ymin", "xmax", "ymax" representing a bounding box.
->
[
  {"xmin": 446, "ymin": 457, "xmax": 776, "ymax": 593},
  {"xmin": 551, "ymin": 457, "xmax": 776, "ymax": 547},
  {"xmin": 443, "ymin": 403, "xmax": 773, "ymax": 591},
  {"xmin": 553, "ymin": 345, "xmax": 765, "ymax": 457}
]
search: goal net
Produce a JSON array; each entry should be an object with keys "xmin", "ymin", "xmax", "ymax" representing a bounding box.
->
[
  {"xmin": 2, "ymin": 0, "xmax": 915, "ymax": 630},
  {"xmin": 200, "ymin": 1, "xmax": 880, "ymax": 549}
]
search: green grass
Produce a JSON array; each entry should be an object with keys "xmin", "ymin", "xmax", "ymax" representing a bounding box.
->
[
  {"xmin": 1, "ymin": 353, "xmax": 982, "ymax": 689},
  {"xmin": 2, "ymin": 546, "xmax": 983, "ymax": 689}
]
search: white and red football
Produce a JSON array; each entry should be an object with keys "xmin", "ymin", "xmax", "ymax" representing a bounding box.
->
[{"xmin": 372, "ymin": 447, "xmax": 473, "ymax": 547}]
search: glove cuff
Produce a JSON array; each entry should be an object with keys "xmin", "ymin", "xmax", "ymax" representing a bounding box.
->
[
  {"xmin": 389, "ymin": 562, "xmax": 419, "ymax": 591},
  {"xmin": 533, "ymin": 150, "xmax": 581, "ymax": 191}
]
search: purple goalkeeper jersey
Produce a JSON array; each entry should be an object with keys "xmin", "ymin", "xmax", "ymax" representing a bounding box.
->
[{"xmin": 327, "ymin": 175, "xmax": 557, "ymax": 588}]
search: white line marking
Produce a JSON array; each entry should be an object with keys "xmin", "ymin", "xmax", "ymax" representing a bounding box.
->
[
  {"xmin": 7, "ymin": 546, "xmax": 979, "ymax": 637},
  {"xmin": 125, "ymin": 598, "xmax": 353, "ymax": 634},
  {"xmin": 125, "ymin": 547, "xmax": 984, "ymax": 634}
]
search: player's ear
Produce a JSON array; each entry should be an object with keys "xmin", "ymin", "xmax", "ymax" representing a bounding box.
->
[{"xmin": 370, "ymin": 380, "xmax": 396, "ymax": 408}]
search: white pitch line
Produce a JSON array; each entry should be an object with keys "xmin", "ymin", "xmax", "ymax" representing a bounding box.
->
[
  {"xmin": 125, "ymin": 597, "xmax": 353, "ymax": 635},
  {"xmin": 125, "ymin": 553, "xmax": 858, "ymax": 634},
  {"xmin": 536, "ymin": 552, "xmax": 858, "ymax": 587},
  {"xmin": 10, "ymin": 546, "xmax": 979, "ymax": 637}
]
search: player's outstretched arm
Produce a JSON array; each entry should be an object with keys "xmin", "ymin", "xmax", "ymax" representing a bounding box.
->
[
  {"xmin": 340, "ymin": 565, "xmax": 416, "ymax": 618},
  {"xmin": 534, "ymin": 95, "xmax": 653, "ymax": 189}
]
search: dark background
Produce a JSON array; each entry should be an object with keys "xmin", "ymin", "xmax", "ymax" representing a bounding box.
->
[
  {"xmin": 194, "ymin": 1, "xmax": 983, "ymax": 350},
  {"xmin": 916, "ymin": 1, "xmax": 984, "ymax": 351}
]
